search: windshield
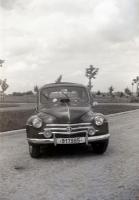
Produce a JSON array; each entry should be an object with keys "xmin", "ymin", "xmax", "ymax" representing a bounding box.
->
[{"xmin": 40, "ymin": 86, "xmax": 90, "ymax": 107}]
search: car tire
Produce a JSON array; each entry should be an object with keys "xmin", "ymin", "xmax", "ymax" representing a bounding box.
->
[
  {"xmin": 29, "ymin": 144, "xmax": 41, "ymax": 158},
  {"xmin": 91, "ymin": 139, "xmax": 109, "ymax": 154}
]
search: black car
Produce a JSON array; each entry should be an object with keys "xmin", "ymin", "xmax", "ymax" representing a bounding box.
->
[{"xmin": 26, "ymin": 82, "xmax": 109, "ymax": 158}]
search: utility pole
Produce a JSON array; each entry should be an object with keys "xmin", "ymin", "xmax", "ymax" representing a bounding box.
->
[
  {"xmin": 0, "ymin": 59, "xmax": 9, "ymax": 102},
  {"xmin": 0, "ymin": 59, "xmax": 5, "ymax": 101},
  {"xmin": 131, "ymin": 82, "xmax": 134, "ymax": 96}
]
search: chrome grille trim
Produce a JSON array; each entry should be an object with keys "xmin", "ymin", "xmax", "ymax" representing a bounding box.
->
[
  {"xmin": 50, "ymin": 130, "xmax": 88, "ymax": 134},
  {"xmin": 46, "ymin": 123, "xmax": 92, "ymax": 127},
  {"xmin": 44, "ymin": 126, "xmax": 94, "ymax": 131},
  {"xmin": 39, "ymin": 130, "xmax": 87, "ymax": 135},
  {"xmin": 40, "ymin": 123, "xmax": 98, "ymax": 135}
]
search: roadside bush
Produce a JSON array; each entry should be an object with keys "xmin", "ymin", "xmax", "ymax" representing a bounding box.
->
[{"xmin": 130, "ymin": 96, "xmax": 139, "ymax": 103}]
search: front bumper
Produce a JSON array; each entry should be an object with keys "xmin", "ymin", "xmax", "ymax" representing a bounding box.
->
[{"xmin": 27, "ymin": 133, "xmax": 110, "ymax": 145}]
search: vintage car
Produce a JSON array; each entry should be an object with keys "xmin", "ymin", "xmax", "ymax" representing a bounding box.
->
[{"xmin": 26, "ymin": 82, "xmax": 110, "ymax": 158}]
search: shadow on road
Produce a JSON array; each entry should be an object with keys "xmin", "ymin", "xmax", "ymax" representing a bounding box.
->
[{"xmin": 40, "ymin": 144, "xmax": 111, "ymax": 159}]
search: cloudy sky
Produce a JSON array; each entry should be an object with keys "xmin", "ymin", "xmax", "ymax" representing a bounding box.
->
[{"xmin": 0, "ymin": 0, "xmax": 139, "ymax": 93}]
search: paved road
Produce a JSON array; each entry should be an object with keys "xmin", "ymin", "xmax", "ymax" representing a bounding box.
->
[{"xmin": 0, "ymin": 110, "xmax": 139, "ymax": 200}]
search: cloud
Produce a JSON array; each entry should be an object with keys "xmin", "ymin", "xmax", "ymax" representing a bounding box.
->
[
  {"xmin": 71, "ymin": 70, "xmax": 84, "ymax": 76},
  {"xmin": 0, "ymin": 0, "xmax": 18, "ymax": 10},
  {"xmin": 0, "ymin": 0, "xmax": 30, "ymax": 10}
]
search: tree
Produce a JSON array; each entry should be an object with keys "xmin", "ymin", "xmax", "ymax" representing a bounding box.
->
[
  {"xmin": 12, "ymin": 92, "xmax": 23, "ymax": 96},
  {"xmin": 55, "ymin": 75, "xmax": 62, "ymax": 83},
  {"xmin": 1, "ymin": 79, "xmax": 9, "ymax": 93},
  {"xmin": 25, "ymin": 91, "xmax": 33, "ymax": 95},
  {"xmin": 34, "ymin": 85, "xmax": 39, "ymax": 107},
  {"xmin": 34, "ymin": 85, "xmax": 39, "ymax": 93},
  {"xmin": 124, "ymin": 87, "xmax": 132, "ymax": 96},
  {"xmin": 131, "ymin": 82, "xmax": 134, "ymax": 95},
  {"xmin": 96, "ymin": 90, "xmax": 101, "ymax": 95},
  {"xmin": 0, "ymin": 60, "xmax": 9, "ymax": 101},
  {"xmin": 108, "ymin": 86, "xmax": 114, "ymax": 96},
  {"xmin": 12, "ymin": 91, "xmax": 33, "ymax": 96},
  {"xmin": 0, "ymin": 59, "xmax": 5, "ymax": 67},
  {"xmin": 133, "ymin": 76, "xmax": 139, "ymax": 96},
  {"xmin": 119, "ymin": 92, "xmax": 124, "ymax": 98},
  {"xmin": 85, "ymin": 65, "xmax": 99, "ymax": 91},
  {"xmin": 0, "ymin": 79, "xmax": 9, "ymax": 102},
  {"xmin": 0, "ymin": 79, "xmax": 2, "ymax": 85}
]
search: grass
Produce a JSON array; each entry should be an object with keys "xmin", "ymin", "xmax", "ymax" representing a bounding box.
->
[
  {"xmin": 0, "ymin": 103, "xmax": 19, "ymax": 108},
  {"xmin": 3, "ymin": 94, "xmax": 36, "ymax": 103},
  {"xmin": 0, "ymin": 110, "xmax": 34, "ymax": 132},
  {"xmin": 0, "ymin": 104, "xmax": 139, "ymax": 132},
  {"xmin": 94, "ymin": 104, "xmax": 139, "ymax": 115}
]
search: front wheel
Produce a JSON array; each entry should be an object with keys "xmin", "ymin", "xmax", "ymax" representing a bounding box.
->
[
  {"xmin": 91, "ymin": 139, "xmax": 109, "ymax": 154},
  {"xmin": 29, "ymin": 144, "xmax": 41, "ymax": 158}
]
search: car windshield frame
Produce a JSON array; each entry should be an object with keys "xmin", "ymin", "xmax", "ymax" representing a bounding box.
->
[{"xmin": 39, "ymin": 85, "xmax": 90, "ymax": 108}]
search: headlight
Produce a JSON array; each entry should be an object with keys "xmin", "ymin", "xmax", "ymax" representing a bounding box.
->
[
  {"xmin": 94, "ymin": 115, "xmax": 104, "ymax": 126},
  {"xmin": 32, "ymin": 117, "xmax": 42, "ymax": 128}
]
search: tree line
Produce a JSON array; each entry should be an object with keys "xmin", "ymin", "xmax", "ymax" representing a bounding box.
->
[
  {"xmin": 11, "ymin": 65, "xmax": 139, "ymax": 98},
  {"xmin": 1, "ymin": 60, "xmax": 139, "ymax": 99}
]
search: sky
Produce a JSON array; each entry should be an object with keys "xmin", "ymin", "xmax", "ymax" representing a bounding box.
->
[{"xmin": 0, "ymin": 0, "xmax": 139, "ymax": 93}]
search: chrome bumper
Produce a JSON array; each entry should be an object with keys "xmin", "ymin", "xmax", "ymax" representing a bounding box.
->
[{"xmin": 27, "ymin": 134, "xmax": 110, "ymax": 145}]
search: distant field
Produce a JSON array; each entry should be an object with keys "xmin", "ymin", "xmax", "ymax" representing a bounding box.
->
[
  {"xmin": 1, "ymin": 94, "xmax": 133, "ymax": 103},
  {"xmin": 0, "ymin": 104, "xmax": 139, "ymax": 132},
  {"xmin": 1, "ymin": 94, "xmax": 36, "ymax": 103},
  {"xmin": 94, "ymin": 96, "xmax": 131, "ymax": 103}
]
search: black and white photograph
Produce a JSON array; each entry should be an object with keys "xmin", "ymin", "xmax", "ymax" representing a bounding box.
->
[{"xmin": 0, "ymin": 0, "xmax": 139, "ymax": 199}]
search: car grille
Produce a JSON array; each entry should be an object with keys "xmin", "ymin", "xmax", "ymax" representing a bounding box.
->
[
  {"xmin": 55, "ymin": 133, "xmax": 86, "ymax": 138},
  {"xmin": 45, "ymin": 123, "xmax": 92, "ymax": 137}
]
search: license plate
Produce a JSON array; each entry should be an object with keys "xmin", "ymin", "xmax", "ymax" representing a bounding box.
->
[{"xmin": 56, "ymin": 137, "xmax": 85, "ymax": 144}]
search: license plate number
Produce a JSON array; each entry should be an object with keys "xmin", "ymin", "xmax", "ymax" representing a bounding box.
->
[{"xmin": 57, "ymin": 137, "xmax": 85, "ymax": 144}]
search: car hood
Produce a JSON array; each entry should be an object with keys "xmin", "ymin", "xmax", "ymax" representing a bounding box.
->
[{"xmin": 38, "ymin": 106, "xmax": 91, "ymax": 124}]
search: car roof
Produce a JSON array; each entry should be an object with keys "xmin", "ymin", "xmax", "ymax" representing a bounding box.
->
[{"xmin": 40, "ymin": 82, "xmax": 87, "ymax": 90}]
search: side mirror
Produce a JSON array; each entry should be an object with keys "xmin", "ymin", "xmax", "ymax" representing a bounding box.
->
[{"xmin": 92, "ymin": 101, "xmax": 98, "ymax": 107}]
